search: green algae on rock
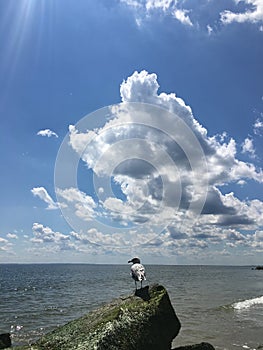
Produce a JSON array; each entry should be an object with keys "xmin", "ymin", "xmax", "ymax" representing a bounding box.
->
[{"xmin": 13, "ymin": 284, "xmax": 181, "ymax": 350}]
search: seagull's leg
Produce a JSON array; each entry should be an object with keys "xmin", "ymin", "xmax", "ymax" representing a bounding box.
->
[
  {"xmin": 135, "ymin": 280, "xmax": 137, "ymax": 290},
  {"xmin": 141, "ymin": 280, "xmax": 142, "ymax": 289}
]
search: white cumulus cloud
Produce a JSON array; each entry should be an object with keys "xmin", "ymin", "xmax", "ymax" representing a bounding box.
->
[
  {"xmin": 242, "ymin": 137, "xmax": 256, "ymax": 158},
  {"xmin": 7, "ymin": 233, "xmax": 18, "ymax": 239},
  {"xmin": 56, "ymin": 188, "xmax": 97, "ymax": 222},
  {"xmin": 121, "ymin": 0, "xmax": 194, "ymax": 26},
  {"xmin": 121, "ymin": 0, "xmax": 263, "ymax": 30},
  {"xmin": 31, "ymin": 223, "xmax": 70, "ymax": 244},
  {"xmin": 221, "ymin": 0, "xmax": 263, "ymax": 24},
  {"xmin": 0, "ymin": 236, "xmax": 13, "ymax": 253},
  {"xmin": 173, "ymin": 9, "xmax": 193, "ymax": 26},
  {"xmin": 31, "ymin": 187, "xmax": 58, "ymax": 210},
  {"xmin": 65, "ymin": 69, "xmax": 263, "ymax": 250},
  {"xmin": 37, "ymin": 129, "xmax": 58, "ymax": 138},
  {"xmin": 253, "ymin": 117, "xmax": 263, "ymax": 135}
]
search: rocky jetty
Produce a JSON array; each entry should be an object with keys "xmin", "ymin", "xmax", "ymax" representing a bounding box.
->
[{"xmin": 8, "ymin": 284, "xmax": 215, "ymax": 350}]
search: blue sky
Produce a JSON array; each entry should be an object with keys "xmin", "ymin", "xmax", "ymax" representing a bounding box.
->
[{"xmin": 0, "ymin": 0, "xmax": 263, "ymax": 264}]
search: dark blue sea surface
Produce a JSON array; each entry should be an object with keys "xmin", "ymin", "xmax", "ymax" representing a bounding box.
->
[{"xmin": 0, "ymin": 264, "xmax": 262, "ymax": 349}]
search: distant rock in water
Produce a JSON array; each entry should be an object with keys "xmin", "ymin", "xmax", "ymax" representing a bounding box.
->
[
  {"xmin": 0, "ymin": 333, "xmax": 11, "ymax": 349},
  {"xmin": 11, "ymin": 284, "xmax": 215, "ymax": 350},
  {"xmin": 252, "ymin": 266, "xmax": 263, "ymax": 270}
]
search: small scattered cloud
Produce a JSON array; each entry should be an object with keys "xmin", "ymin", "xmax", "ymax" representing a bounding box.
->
[
  {"xmin": 7, "ymin": 233, "xmax": 18, "ymax": 239},
  {"xmin": 37, "ymin": 129, "xmax": 58, "ymax": 138},
  {"xmin": 220, "ymin": 0, "xmax": 263, "ymax": 25},
  {"xmin": 145, "ymin": 0, "xmax": 173, "ymax": 12},
  {"xmin": 31, "ymin": 223, "xmax": 70, "ymax": 244},
  {"xmin": 120, "ymin": 0, "xmax": 263, "ymax": 30},
  {"xmin": 167, "ymin": 226, "xmax": 188, "ymax": 240},
  {"xmin": 173, "ymin": 9, "xmax": 193, "ymax": 26},
  {"xmin": 120, "ymin": 0, "xmax": 194, "ymax": 27},
  {"xmin": 241, "ymin": 137, "xmax": 256, "ymax": 158},
  {"xmin": 120, "ymin": 0, "xmax": 142, "ymax": 9},
  {"xmin": 253, "ymin": 230, "xmax": 263, "ymax": 241},
  {"xmin": 253, "ymin": 117, "xmax": 263, "ymax": 136},
  {"xmin": 0, "ymin": 237, "xmax": 9, "ymax": 244},
  {"xmin": 216, "ymin": 214, "xmax": 255, "ymax": 227},
  {"xmin": 207, "ymin": 24, "xmax": 213, "ymax": 35},
  {"xmin": 0, "ymin": 236, "xmax": 13, "ymax": 253},
  {"xmin": 56, "ymin": 187, "xmax": 97, "ymax": 221},
  {"xmin": 31, "ymin": 187, "xmax": 58, "ymax": 210}
]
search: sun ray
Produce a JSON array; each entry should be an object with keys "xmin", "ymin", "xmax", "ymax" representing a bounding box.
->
[{"xmin": 0, "ymin": 0, "xmax": 56, "ymax": 105}]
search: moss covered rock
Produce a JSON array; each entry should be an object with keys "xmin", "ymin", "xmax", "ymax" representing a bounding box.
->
[{"xmin": 13, "ymin": 284, "xmax": 181, "ymax": 350}]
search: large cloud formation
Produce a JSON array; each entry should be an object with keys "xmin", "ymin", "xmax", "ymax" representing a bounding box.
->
[{"xmin": 48, "ymin": 70, "xmax": 263, "ymax": 261}]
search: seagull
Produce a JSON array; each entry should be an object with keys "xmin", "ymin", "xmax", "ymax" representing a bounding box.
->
[{"xmin": 128, "ymin": 257, "xmax": 146, "ymax": 289}]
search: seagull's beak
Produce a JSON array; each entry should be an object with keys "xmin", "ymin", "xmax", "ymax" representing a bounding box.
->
[{"xmin": 128, "ymin": 260, "xmax": 131, "ymax": 263}]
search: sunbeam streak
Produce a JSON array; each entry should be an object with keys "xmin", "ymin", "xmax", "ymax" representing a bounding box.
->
[{"xmin": 0, "ymin": 0, "xmax": 55, "ymax": 89}]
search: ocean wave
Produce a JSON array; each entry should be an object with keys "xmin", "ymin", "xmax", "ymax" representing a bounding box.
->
[{"xmin": 233, "ymin": 296, "xmax": 263, "ymax": 310}]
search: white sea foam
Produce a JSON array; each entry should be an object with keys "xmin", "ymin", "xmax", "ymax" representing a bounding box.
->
[{"xmin": 233, "ymin": 296, "xmax": 263, "ymax": 310}]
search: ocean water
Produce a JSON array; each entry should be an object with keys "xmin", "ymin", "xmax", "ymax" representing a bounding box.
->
[{"xmin": 0, "ymin": 264, "xmax": 262, "ymax": 350}]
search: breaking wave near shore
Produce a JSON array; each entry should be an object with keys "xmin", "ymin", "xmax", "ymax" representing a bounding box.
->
[{"xmin": 232, "ymin": 295, "xmax": 263, "ymax": 310}]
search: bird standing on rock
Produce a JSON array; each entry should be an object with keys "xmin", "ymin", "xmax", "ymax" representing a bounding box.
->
[{"xmin": 128, "ymin": 257, "xmax": 146, "ymax": 289}]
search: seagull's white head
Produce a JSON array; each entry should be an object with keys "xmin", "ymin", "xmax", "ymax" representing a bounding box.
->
[{"xmin": 128, "ymin": 257, "xmax": 141, "ymax": 264}]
